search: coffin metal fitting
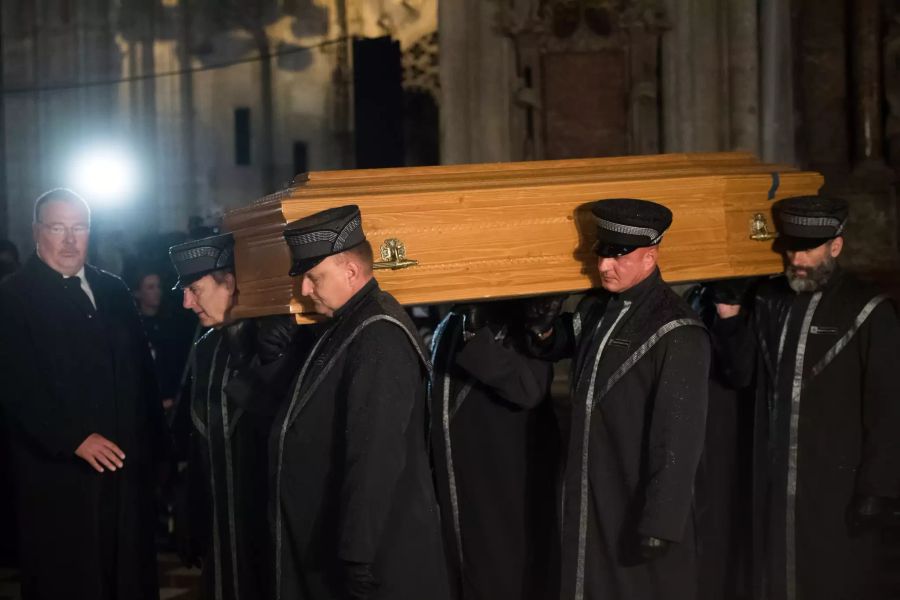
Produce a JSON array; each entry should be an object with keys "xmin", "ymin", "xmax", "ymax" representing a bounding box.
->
[
  {"xmin": 373, "ymin": 238, "xmax": 419, "ymax": 270},
  {"xmin": 749, "ymin": 213, "xmax": 778, "ymax": 241}
]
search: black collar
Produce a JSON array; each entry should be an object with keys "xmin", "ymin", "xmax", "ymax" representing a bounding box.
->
[{"xmin": 331, "ymin": 277, "xmax": 379, "ymax": 321}]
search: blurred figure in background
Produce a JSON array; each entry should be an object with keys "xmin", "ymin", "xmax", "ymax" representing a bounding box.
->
[
  {"xmin": 0, "ymin": 239, "xmax": 20, "ymax": 281},
  {"xmin": 132, "ymin": 268, "xmax": 193, "ymax": 414},
  {"xmin": 0, "ymin": 242, "xmax": 20, "ymax": 566}
]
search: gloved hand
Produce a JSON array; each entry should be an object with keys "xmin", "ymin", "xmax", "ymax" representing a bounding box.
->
[
  {"xmin": 708, "ymin": 278, "xmax": 754, "ymax": 306},
  {"xmin": 341, "ymin": 561, "xmax": 379, "ymax": 600},
  {"xmin": 850, "ymin": 495, "xmax": 892, "ymax": 534},
  {"xmin": 456, "ymin": 303, "xmax": 487, "ymax": 339},
  {"xmin": 256, "ymin": 314, "xmax": 299, "ymax": 365},
  {"xmin": 638, "ymin": 536, "xmax": 671, "ymax": 561},
  {"xmin": 223, "ymin": 319, "xmax": 258, "ymax": 371},
  {"xmin": 522, "ymin": 294, "xmax": 566, "ymax": 338}
]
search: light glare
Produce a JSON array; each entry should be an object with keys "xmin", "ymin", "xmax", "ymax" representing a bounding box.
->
[{"xmin": 68, "ymin": 146, "xmax": 139, "ymax": 205}]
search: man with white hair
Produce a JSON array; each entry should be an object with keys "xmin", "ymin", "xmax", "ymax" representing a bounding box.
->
[{"xmin": 0, "ymin": 188, "xmax": 163, "ymax": 599}]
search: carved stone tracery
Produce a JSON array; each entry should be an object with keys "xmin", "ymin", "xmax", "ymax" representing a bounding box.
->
[{"xmin": 492, "ymin": 0, "xmax": 668, "ymax": 160}]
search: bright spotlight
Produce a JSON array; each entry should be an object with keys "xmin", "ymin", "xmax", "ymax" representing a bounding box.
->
[{"xmin": 68, "ymin": 146, "xmax": 140, "ymax": 205}]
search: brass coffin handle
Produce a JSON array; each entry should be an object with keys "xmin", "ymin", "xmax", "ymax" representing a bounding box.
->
[
  {"xmin": 373, "ymin": 238, "xmax": 419, "ymax": 270},
  {"xmin": 749, "ymin": 213, "xmax": 778, "ymax": 241}
]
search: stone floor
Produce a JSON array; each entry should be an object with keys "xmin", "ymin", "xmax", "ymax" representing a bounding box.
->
[{"xmin": 0, "ymin": 553, "xmax": 201, "ymax": 600}]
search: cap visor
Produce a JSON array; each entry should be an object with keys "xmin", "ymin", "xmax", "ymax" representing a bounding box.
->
[
  {"xmin": 172, "ymin": 273, "xmax": 203, "ymax": 291},
  {"xmin": 171, "ymin": 268, "xmax": 225, "ymax": 291},
  {"xmin": 288, "ymin": 256, "xmax": 326, "ymax": 277},
  {"xmin": 594, "ymin": 242, "xmax": 639, "ymax": 258},
  {"xmin": 774, "ymin": 235, "xmax": 835, "ymax": 253}
]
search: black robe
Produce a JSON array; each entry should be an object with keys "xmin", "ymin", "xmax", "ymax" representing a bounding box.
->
[
  {"xmin": 686, "ymin": 283, "xmax": 754, "ymax": 600},
  {"xmin": 175, "ymin": 318, "xmax": 310, "ymax": 598},
  {"xmin": 531, "ymin": 269, "xmax": 710, "ymax": 600},
  {"xmin": 0, "ymin": 254, "xmax": 163, "ymax": 600},
  {"xmin": 182, "ymin": 324, "xmax": 278, "ymax": 600},
  {"xmin": 430, "ymin": 312, "xmax": 560, "ymax": 600},
  {"xmin": 270, "ymin": 279, "xmax": 449, "ymax": 600},
  {"xmin": 713, "ymin": 270, "xmax": 900, "ymax": 600}
]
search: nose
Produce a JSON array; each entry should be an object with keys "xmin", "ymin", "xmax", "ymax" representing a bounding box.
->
[
  {"xmin": 300, "ymin": 276, "xmax": 313, "ymax": 297},
  {"xmin": 788, "ymin": 250, "xmax": 810, "ymax": 267},
  {"xmin": 598, "ymin": 257, "xmax": 617, "ymax": 272},
  {"xmin": 182, "ymin": 290, "xmax": 194, "ymax": 310}
]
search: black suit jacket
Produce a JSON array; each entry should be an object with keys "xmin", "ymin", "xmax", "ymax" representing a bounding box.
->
[{"xmin": 0, "ymin": 253, "xmax": 163, "ymax": 600}]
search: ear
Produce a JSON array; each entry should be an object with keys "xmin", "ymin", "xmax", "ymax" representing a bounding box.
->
[
  {"xmin": 224, "ymin": 272, "xmax": 237, "ymax": 293},
  {"xmin": 644, "ymin": 246, "xmax": 659, "ymax": 267},
  {"xmin": 345, "ymin": 257, "xmax": 361, "ymax": 283},
  {"xmin": 830, "ymin": 236, "xmax": 844, "ymax": 258}
]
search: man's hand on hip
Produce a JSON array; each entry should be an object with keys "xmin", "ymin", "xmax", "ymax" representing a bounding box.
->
[{"xmin": 75, "ymin": 433, "xmax": 125, "ymax": 473}]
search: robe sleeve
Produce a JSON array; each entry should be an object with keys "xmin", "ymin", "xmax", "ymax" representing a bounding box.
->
[
  {"xmin": 0, "ymin": 287, "xmax": 87, "ymax": 457},
  {"xmin": 455, "ymin": 326, "xmax": 552, "ymax": 409},
  {"xmin": 337, "ymin": 321, "xmax": 424, "ymax": 564},
  {"xmin": 856, "ymin": 300, "xmax": 900, "ymax": 498},
  {"xmin": 638, "ymin": 325, "xmax": 711, "ymax": 543}
]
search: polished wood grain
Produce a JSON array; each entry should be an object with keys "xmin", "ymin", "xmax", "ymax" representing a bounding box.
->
[{"xmin": 225, "ymin": 153, "xmax": 823, "ymax": 320}]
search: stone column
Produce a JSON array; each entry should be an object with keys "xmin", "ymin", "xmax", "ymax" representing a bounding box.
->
[
  {"xmin": 759, "ymin": 0, "xmax": 796, "ymax": 164},
  {"xmin": 850, "ymin": 0, "xmax": 885, "ymax": 166},
  {"xmin": 439, "ymin": 0, "xmax": 516, "ymax": 164},
  {"xmin": 661, "ymin": 0, "xmax": 725, "ymax": 152},
  {"xmin": 796, "ymin": 0, "xmax": 849, "ymax": 175},
  {"xmin": 0, "ymin": 4, "xmax": 7, "ymax": 239},
  {"xmin": 726, "ymin": 0, "xmax": 759, "ymax": 154},
  {"xmin": 661, "ymin": 0, "xmax": 695, "ymax": 152}
]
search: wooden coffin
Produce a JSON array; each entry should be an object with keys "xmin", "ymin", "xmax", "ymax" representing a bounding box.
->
[{"xmin": 225, "ymin": 152, "xmax": 823, "ymax": 320}]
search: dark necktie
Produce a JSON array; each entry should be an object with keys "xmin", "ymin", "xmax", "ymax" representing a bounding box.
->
[{"xmin": 62, "ymin": 275, "xmax": 96, "ymax": 315}]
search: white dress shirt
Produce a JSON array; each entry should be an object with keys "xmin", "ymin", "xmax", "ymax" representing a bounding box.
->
[{"xmin": 72, "ymin": 266, "xmax": 97, "ymax": 309}]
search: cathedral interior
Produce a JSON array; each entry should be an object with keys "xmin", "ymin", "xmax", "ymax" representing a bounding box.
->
[{"xmin": 1, "ymin": 1, "xmax": 900, "ymax": 599}]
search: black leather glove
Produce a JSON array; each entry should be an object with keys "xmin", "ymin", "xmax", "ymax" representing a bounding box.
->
[
  {"xmin": 523, "ymin": 294, "xmax": 566, "ymax": 338},
  {"xmin": 256, "ymin": 314, "xmax": 299, "ymax": 365},
  {"xmin": 850, "ymin": 495, "xmax": 892, "ymax": 534},
  {"xmin": 708, "ymin": 278, "xmax": 755, "ymax": 306},
  {"xmin": 223, "ymin": 319, "xmax": 258, "ymax": 371},
  {"xmin": 638, "ymin": 536, "xmax": 671, "ymax": 561},
  {"xmin": 341, "ymin": 561, "xmax": 379, "ymax": 600}
]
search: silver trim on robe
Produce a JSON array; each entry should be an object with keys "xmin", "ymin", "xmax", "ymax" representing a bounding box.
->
[
  {"xmin": 220, "ymin": 357, "xmax": 241, "ymax": 600},
  {"xmin": 785, "ymin": 291, "xmax": 822, "ymax": 600},
  {"xmin": 206, "ymin": 337, "xmax": 224, "ymax": 600},
  {"xmin": 442, "ymin": 358, "xmax": 465, "ymax": 570},
  {"xmin": 574, "ymin": 301, "xmax": 631, "ymax": 600},
  {"xmin": 809, "ymin": 295, "xmax": 887, "ymax": 379},
  {"xmin": 594, "ymin": 318, "xmax": 702, "ymax": 404},
  {"xmin": 274, "ymin": 331, "xmax": 329, "ymax": 600},
  {"xmin": 273, "ymin": 314, "xmax": 430, "ymax": 600}
]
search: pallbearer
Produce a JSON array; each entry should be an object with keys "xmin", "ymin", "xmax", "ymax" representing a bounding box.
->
[
  {"xmin": 714, "ymin": 195, "xmax": 900, "ymax": 600},
  {"xmin": 170, "ymin": 234, "xmax": 304, "ymax": 600},
  {"xmin": 430, "ymin": 300, "xmax": 560, "ymax": 600},
  {"xmin": 271, "ymin": 205, "xmax": 448, "ymax": 600},
  {"xmin": 527, "ymin": 198, "xmax": 710, "ymax": 600}
]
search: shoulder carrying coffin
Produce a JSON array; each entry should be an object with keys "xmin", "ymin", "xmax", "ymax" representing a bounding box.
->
[{"xmin": 224, "ymin": 152, "xmax": 823, "ymax": 320}]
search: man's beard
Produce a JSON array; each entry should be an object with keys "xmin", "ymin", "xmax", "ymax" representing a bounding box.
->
[{"xmin": 786, "ymin": 256, "xmax": 837, "ymax": 293}]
